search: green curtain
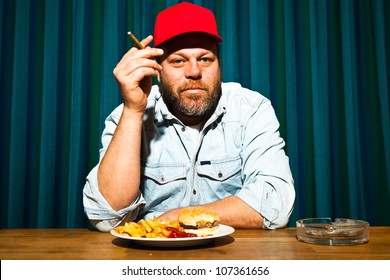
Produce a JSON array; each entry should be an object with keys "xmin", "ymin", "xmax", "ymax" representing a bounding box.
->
[{"xmin": 1, "ymin": 0, "xmax": 389, "ymax": 228}]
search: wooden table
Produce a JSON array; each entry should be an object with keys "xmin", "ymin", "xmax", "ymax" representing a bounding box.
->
[{"xmin": 0, "ymin": 227, "xmax": 389, "ymax": 260}]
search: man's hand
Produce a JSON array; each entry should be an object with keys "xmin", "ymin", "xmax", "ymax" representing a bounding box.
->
[
  {"xmin": 159, "ymin": 208, "xmax": 182, "ymax": 222},
  {"xmin": 113, "ymin": 35, "xmax": 164, "ymax": 113}
]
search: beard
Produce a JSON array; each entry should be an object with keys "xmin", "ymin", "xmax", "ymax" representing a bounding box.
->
[{"xmin": 159, "ymin": 73, "xmax": 222, "ymax": 118}]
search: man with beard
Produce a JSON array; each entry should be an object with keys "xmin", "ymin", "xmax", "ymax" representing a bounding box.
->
[{"xmin": 83, "ymin": 2, "xmax": 295, "ymax": 232}]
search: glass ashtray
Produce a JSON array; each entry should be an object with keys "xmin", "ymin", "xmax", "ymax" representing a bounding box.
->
[{"xmin": 296, "ymin": 218, "xmax": 369, "ymax": 246}]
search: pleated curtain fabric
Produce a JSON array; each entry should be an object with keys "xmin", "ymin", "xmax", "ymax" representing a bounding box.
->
[{"xmin": 1, "ymin": 0, "xmax": 389, "ymax": 228}]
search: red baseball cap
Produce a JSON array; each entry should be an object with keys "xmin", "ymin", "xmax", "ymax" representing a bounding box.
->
[{"xmin": 153, "ymin": 2, "xmax": 222, "ymax": 47}]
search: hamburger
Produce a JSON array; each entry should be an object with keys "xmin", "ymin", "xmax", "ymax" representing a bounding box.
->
[{"xmin": 178, "ymin": 206, "xmax": 220, "ymax": 237}]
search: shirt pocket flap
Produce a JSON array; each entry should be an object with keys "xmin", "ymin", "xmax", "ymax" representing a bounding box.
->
[
  {"xmin": 143, "ymin": 164, "xmax": 186, "ymax": 184},
  {"xmin": 197, "ymin": 157, "xmax": 241, "ymax": 181}
]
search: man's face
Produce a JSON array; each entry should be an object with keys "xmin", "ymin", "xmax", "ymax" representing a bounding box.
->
[{"xmin": 158, "ymin": 33, "xmax": 222, "ymax": 122}]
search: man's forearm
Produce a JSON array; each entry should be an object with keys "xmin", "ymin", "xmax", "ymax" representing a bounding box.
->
[
  {"xmin": 205, "ymin": 196, "xmax": 264, "ymax": 228},
  {"xmin": 159, "ymin": 196, "xmax": 264, "ymax": 228},
  {"xmin": 98, "ymin": 108, "xmax": 144, "ymax": 211}
]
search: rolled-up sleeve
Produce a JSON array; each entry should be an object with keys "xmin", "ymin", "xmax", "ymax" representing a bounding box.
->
[
  {"xmin": 83, "ymin": 165, "xmax": 146, "ymax": 232},
  {"xmin": 235, "ymin": 96, "xmax": 295, "ymax": 229}
]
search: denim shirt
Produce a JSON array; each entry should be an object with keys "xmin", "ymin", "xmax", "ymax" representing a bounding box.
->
[{"xmin": 83, "ymin": 82, "xmax": 295, "ymax": 231}]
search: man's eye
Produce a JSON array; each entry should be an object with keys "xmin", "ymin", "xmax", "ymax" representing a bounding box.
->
[
  {"xmin": 200, "ymin": 57, "xmax": 214, "ymax": 64},
  {"xmin": 171, "ymin": 59, "xmax": 184, "ymax": 65}
]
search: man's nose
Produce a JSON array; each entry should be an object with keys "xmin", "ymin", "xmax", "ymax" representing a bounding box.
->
[{"xmin": 185, "ymin": 60, "xmax": 201, "ymax": 79}]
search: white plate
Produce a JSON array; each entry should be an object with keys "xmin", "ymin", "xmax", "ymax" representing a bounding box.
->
[{"xmin": 110, "ymin": 224, "xmax": 235, "ymax": 248}]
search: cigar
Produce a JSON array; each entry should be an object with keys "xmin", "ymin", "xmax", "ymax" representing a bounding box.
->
[{"xmin": 127, "ymin": 31, "xmax": 145, "ymax": 49}]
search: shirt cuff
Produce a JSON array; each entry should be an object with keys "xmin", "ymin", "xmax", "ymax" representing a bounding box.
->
[
  {"xmin": 83, "ymin": 165, "xmax": 146, "ymax": 232},
  {"xmin": 235, "ymin": 180, "xmax": 288, "ymax": 229}
]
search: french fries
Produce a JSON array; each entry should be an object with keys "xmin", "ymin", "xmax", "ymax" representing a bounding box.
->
[{"xmin": 114, "ymin": 217, "xmax": 185, "ymax": 238}]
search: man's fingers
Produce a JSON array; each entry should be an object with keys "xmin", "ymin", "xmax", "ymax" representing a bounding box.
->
[{"xmin": 138, "ymin": 35, "xmax": 154, "ymax": 48}]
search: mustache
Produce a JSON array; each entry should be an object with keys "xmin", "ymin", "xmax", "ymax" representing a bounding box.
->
[{"xmin": 178, "ymin": 81, "xmax": 209, "ymax": 93}]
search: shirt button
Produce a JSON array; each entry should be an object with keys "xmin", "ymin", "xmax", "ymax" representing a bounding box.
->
[
  {"xmin": 218, "ymin": 171, "xmax": 223, "ymax": 178},
  {"xmin": 193, "ymin": 189, "xmax": 197, "ymax": 195},
  {"xmin": 160, "ymin": 175, "xmax": 165, "ymax": 182},
  {"xmin": 181, "ymin": 127, "xmax": 186, "ymax": 132}
]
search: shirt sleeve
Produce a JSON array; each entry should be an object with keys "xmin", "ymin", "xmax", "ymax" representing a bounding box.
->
[
  {"xmin": 82, "ymin": 105, "xmax": 146, "ymax": 232},
  {"xmin": 235, "ymin": 97, "xmax": 295, "ymax": 229}
]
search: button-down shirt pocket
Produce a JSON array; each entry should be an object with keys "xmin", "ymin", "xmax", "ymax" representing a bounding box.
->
[
  {"xmin": 141, "ymin": 163, "xmax": 187, "ymax": 212},
  {"xmin": 196, "ymin": 157, "xmax": 242, "ymax": 200}
]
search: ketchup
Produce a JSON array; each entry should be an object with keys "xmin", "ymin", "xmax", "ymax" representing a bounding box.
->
[{"xmin": 165, "ymin": 227, "xmax": 197, "ymax": 238}]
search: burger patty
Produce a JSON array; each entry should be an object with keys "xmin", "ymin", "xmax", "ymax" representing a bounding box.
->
[{"xmin": 180, "ymin": 220, "xmax": 219, "ymax": 229}]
